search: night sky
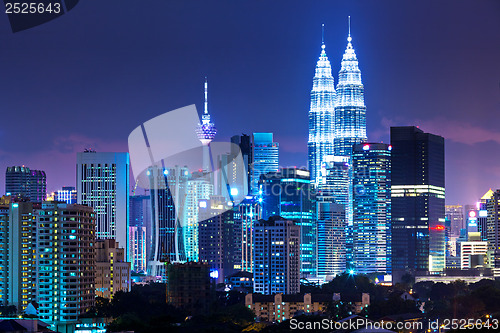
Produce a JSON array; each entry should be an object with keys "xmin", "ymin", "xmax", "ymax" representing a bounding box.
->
[{"xmin": 0, "ymin": 0, "xmax": 499, "ymax": 205}]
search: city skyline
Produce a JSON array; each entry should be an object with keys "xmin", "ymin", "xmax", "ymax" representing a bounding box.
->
[{"xmin": 0, "ymin": 1, "xmax": 499, "ymax": 206}]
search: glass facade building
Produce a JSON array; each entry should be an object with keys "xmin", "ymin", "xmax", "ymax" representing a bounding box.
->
[
  {"xmin": 352, "ymin": 143, "xmax": 391, "ymax": 274},
  {"xmin": 308, "ymin": 39, "xmax": 335, "ymax": 185},
  {"xmin": 250, "ymin": 133, "xmax": 279, "ymax": 195},
  {"xmin": 390, "ymin": 126, "xmax": 445, "ymax": 280},
  {"xmin": 5, "ymin": 166, "xmax": 46, "ymax": 202},
  {"xmin": 316, "ymin": 202, "xmax": 346, "ymax": 281},
  {"xmin": 259, "ymin": 168, "xmax": 316, "ymax": 277}
]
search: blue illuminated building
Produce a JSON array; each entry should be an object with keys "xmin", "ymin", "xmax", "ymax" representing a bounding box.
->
[
  {"xmin": 259, "ymin": 168, "xmax": 316, "ymax": 277},
  {"xmin": 308, "ymin": 24, "xmax": 335, "ymax": 185},
  {"xmin": 316, "ymin": 202, "xmax": 346, "ymax": 281},
  {"xmin": 352, "ymin": 143, "xmax": 391, "ymax": 274},
  {"xmin": 253, "ymin": 218, "xmax": 300, "ymax": 295},
  {"xmin": 250, "ymin": 133, "xmax": 279, "ymax": 195}
]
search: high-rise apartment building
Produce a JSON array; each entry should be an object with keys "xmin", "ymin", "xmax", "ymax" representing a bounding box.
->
[
  {"xmin": 259, "ymin": 168, "xmax": 316, "ymax": 277},
  {"xmin": 390, "ymin": 126, "xmax": 445, "ymax": 280},
  {"xmin": 76, "ymin": 151, "xmax": 130, "ymax": 261},
  {"xmin": 0, "ymin": 200, "xmax": 35, "ymax": 311},
  {"xmin": 253, "ymin": 218, "xmax": 300, "ymax": 295},
  {"xmin": 308, "ymin": 29, "xmax": 335, "ymax": 186},
  {"xmin": 5, "ymin": 166, "xmax": 46, "ymax": 202},
  {"xmin": 95, "ymin": 239, "xmax": 131, "ymax": 298},
  {"xmin": 198, "ymin": 195, "xmax": 236, "ymax": 283},
  {"xmin": 316, "ymin": 202, "xmax": 346, "ymax": 281},
  {"xmin": 352, "ymin": 143, "xmax": 391, "ymax": 274},
  {"xmin": 250, "ymin": 133, "xmax": 279, "ymax": 195},
  {"xmin": 35, "ymin": 202, "xmax": 95, "ymax": 325}
]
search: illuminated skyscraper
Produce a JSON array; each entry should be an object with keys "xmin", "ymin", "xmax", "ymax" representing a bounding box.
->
[
  {"xmin": 334, "ymin": 20, "xmax": 367, "ymax": 157},
  {"xmin": 250, "ymin": 133, "xmax": 279, "ymax": 194},
  {"xmin": 147, "ymin": 165, "xmax": 188, "ymax": 280},
  {"xmin": 352, "ymin": 143, "xmax": 391, "ymax": 274},
  {"xmin": 308, "ymin": 25, "xmax": 335, "ymax": 185},
  {"xmin": 76, "ymin": 151, "xmax": 130, "ymax": 261},
  {"xmin": 259, "ymin": 168, "xmax": 316, "ymax": 277},
  {"xmin": 391, "ymin": 126, "xmax": 445, "ymax": 280},
  {"xmin": 316, "ymin": 202, "xmax": 346, "ymax": 281}
]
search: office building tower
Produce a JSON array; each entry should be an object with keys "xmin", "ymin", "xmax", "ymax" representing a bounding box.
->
[
  {"xmin": 231, "ymin": 134, "xmax": 252, "ymax": 190},
  {"xmin": 233, "ymin": 196, "xmax": 261, "ymax": 272},
  {"xmin": 147, "ymin": 165, "xmax": 188, "ymax": 280},
  {"xmin": 54, "ymin": 186, "xmax": 77, "ymax": 204},
  {"xmin": 129, "ymin": 195, "xmax": 151, "ymax": 272},
  {"xmin": 196, "ymin": 78, "xmax": 217, "ymax": 172},
  {"xmin": 0, "ymin": 199, "xmax": 35, "ymax": 311},
  {"xmin": 35, "ymin": 202, "xmax": 95, "ymax": 325},
  {"xmin": 198, "ymin": 195, "xmax": 236, "ymax": 283},
  {"xmin": 95, "ymin": 239, "xmax": 131, "ymax": 298},
  {"xmin": 259, "ymin": 168, "xmax": 316, "ymax": 277},
  {"xmin": 316, "ymin": 202, "xmax": 346, "ymax": 281},
  {"xmin": 391, "ymin": 126, "xmax": 445, "ymax": 279},
  {"xmin": 5, "ymin": 166, "xmax": 46, "ymax": 202},
  {"xmin": 308, "ymin": 26, "xmax": 335, "ymax": 185},
  {"xmin": 352, "ymin": 143, "xmax": 391, "ymax": 274},
  {"xmin": 76, "ymin": 151, "xmax": 130, "ymax": 261},
  {"xmin": 253, "ymin": 218, "xmax": 300, "ymax": 295},
  {"xmin": 250, "ymin": 133, "xmax": 279, "ymax": 195},
  {"xmin": 333, "ymin": 25, "xmax": 367, "ymax": 157}
]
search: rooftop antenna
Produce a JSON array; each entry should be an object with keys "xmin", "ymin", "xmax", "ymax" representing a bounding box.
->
[
  {"xmin": 204, "ymin": 77, "xmax": 208, "ymax": 114},
  {"xmin": 348, "ymin": 16, "xmax": 351, "ymax": 37},
  {"xmin": 321, "ymin": 23, "xmax": 325, "ymax": 45},
  {"xmin": 348, "ymin": 16, "xmax": 352, "ymax": 42}
]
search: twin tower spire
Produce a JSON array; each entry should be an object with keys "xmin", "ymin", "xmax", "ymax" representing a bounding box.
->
[{"xmin": 308, "ymin": 17, "xmax": 367, "ymax": 185}]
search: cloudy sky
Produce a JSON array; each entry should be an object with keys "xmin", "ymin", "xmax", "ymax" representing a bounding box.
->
[{"xmin": 0, "ymin": 0, "xmax": 498, "ymax": 205}]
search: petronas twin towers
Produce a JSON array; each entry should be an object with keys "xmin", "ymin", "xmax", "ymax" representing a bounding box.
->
[{"xmin": 308, "ymin": 21, "xmax": 367, "ymax": 185}]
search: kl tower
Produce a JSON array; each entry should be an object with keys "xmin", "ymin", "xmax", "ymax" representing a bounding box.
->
[{"xmin": 196, "ymin": 77, "xmax": 217, "ymax": 172}]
